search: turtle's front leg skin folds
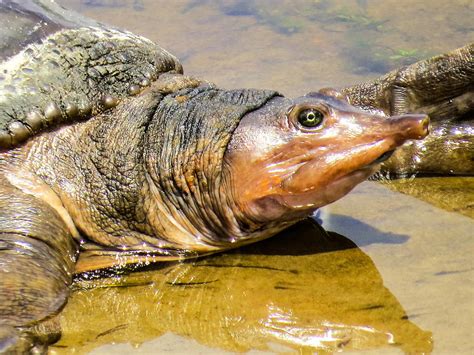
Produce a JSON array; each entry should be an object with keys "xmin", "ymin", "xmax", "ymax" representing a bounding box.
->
[
  {"xmin": 342, "ymin": 43, "xmax": 474, "ymax": 119},
  {"xmin": 0, "ymin": 177, "xmax": 78, "ymax": 353},
  {"xmin": 342, "ymin": 44, "xmax": 474, "ymax": 176},
  {"xmin": 389, "ymin": 44, "xmax": 474, "ymax": 118}
]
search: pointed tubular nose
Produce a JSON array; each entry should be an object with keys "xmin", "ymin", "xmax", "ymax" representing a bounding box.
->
[{"xmin": 390, "ymin": 113, "xmax": 430, "ymax": 140}]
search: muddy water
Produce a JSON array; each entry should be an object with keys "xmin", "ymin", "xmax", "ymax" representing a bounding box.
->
[{"xmin": 53, "ymin": 1, "xmax": 473, "ymax": 354}]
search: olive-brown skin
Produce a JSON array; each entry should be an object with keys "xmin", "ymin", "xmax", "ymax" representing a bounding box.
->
[
  {"xmin": 225, "ymin": 93, "xmax": 429, "ymax": 225},
  {"xmin": 0, "ymin": 86, "xmax": 428, "ymax": 355},
  {"xmin": 0, "ymin": 1, "xmax": 472, "ymax": 353},
  {"xmin": 341, "ymin": 44, "xmax": 474, "ymax": 176}
]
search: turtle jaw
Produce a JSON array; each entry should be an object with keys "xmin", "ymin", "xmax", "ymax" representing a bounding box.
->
[
  {"xmin": 242, "ymin": 123, "xmax": 429, "ymax": 222},
  {"xmin": 275, "ymin": 114, "xmax": 430, "ymax": 213},
  {"xmin": 256, "ymin": 140, "xmax": 392, "ymax": 219},
  {"xmin": 371, "ymin": 149, "xmax": 396, "ymax": 165},
  {"xmin": 277, "ymin": 165, "xmax": 379, "ymax": 213}
]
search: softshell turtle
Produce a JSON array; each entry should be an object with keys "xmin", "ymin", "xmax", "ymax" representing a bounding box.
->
[{"xmin": 0, "ymin": 0, "xmax": 472, "ymax": 353}]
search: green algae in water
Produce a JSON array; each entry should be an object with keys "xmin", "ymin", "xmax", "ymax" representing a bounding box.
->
[{"xmin": 213, "ymin": 0, "xmax": 432, "ymax": 73}]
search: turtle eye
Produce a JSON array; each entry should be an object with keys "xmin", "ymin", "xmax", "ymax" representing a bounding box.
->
[{"xmin": 297, "ymin": 109, "xmax": 324, "ymax": 128}]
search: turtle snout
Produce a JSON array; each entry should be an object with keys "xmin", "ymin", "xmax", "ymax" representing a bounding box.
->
[
  {"xmin": 414, "ymin": 114, "xmax": 430, "ymax": 138},
  {"xmin": 391, "ymin": 113, "xmax": 430, "ymax": 140}
]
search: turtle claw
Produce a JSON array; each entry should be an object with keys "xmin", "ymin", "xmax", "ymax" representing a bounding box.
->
[
  {"xmin": 0, "ymin": 325, "xmax": 34, "ymax": 354},
  {"xmin": 0, "ymin": 321, "xmax": 61, "ymax": 355}
]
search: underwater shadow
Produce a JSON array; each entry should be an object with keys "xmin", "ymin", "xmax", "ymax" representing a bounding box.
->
[
  {"xmin": 58, "ymin": 218, "xmax": 432, "ymax": 354},
  {"xmin": 320, "ymin": 213, "xmax": 410, "ymax": 247},
  {"xmin": 234, "ymin": 214, "xmax": 408, "ymax": 258},
  {"xmin": 229, "ymin": 218, "xmax": 355, "ymax": 257}
]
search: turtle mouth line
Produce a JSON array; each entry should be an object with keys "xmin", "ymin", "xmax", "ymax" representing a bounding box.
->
[{"xmin": 371, "ymin": 149, "xmax": 395, "ymax": 165}]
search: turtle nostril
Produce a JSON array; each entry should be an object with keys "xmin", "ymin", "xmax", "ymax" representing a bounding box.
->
[
  {"xmin": 405, "ymin": 114, "xmax": 430, "ymax": 139},
  {"xmin": 390, "ymin": 114, "xmax": 430, "ymax": 140},
  {"xmin": 413, "ymin": 114, "xmax": 430, "ymax": 139},
  {"xmin": 421, "ymin": 115, "xmax": 430, "ymax": 135}
]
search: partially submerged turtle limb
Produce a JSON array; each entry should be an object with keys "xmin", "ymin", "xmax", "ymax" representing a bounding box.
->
[
  {"xmin": 341, "ymin": 43, "xmax": 474, "ymax": 176},
  {"xmin": 0, "ymin": 176, "xmax": 78, "ymax": 353},
  {"xmin": 341, "ymin": 43, "xmax": 473, "ymax": 119},
  {"xmin": 0, "ymin": 317, "xmax": 61, "ymax": 354}
]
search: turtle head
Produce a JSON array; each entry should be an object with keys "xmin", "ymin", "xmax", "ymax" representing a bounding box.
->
[{"xmin": 224, "ymin": 90, "xmax": 429, "ymax": 223}]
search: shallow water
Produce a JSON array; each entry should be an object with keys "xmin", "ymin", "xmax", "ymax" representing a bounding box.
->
[{"xmin": 53, "ymin": 0, "xmax": 473, "ymax": 354}]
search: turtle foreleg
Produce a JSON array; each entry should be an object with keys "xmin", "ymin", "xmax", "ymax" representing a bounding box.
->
[
  {"xmin": 341, "ymin": 43, "xmax": 473, "ymax": 119},
  {"xmin": 342, "ymin": 43, "xmax": 473, "ymax": 175},
  {"xmin": 0, "ymin": 177, "xmax": 78, "ymax": 353}
]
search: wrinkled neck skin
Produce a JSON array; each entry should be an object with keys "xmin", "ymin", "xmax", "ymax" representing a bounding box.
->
[
  {"xmin": 141, "ymin": 132, "xmax": 249, "ymax": 252},
  {"xmin": 224, "ymin": 94, "xmax": 429, "ymax": 228},
  {"xmin": 1, "ymin": 89, "xmax": 171, "ymax": 252},
  {"xmin": 0, "ymin": 88, "xmax": 428, "ymax": 255},
  {"xmin": 141, "ymin": 87, "xmax": 280, "ymax": 251},
  {"xmin": 0, "ymin": 85, "xmax": 279, "ymax": 255}
]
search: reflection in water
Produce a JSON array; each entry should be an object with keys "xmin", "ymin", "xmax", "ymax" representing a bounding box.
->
[{"xmin": 54, "ymin": 220, "xmax": 431, "ymax": 353}]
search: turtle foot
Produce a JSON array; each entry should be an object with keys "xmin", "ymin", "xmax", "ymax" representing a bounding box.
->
[{"xmin": 0, "ymin": 320, "xmax": 61, "ymax": 355}]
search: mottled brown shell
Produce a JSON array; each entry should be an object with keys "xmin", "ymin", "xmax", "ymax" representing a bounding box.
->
[{"xmin": 0, "ymin": 0, "xmax": 183, "ymax": 149}]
